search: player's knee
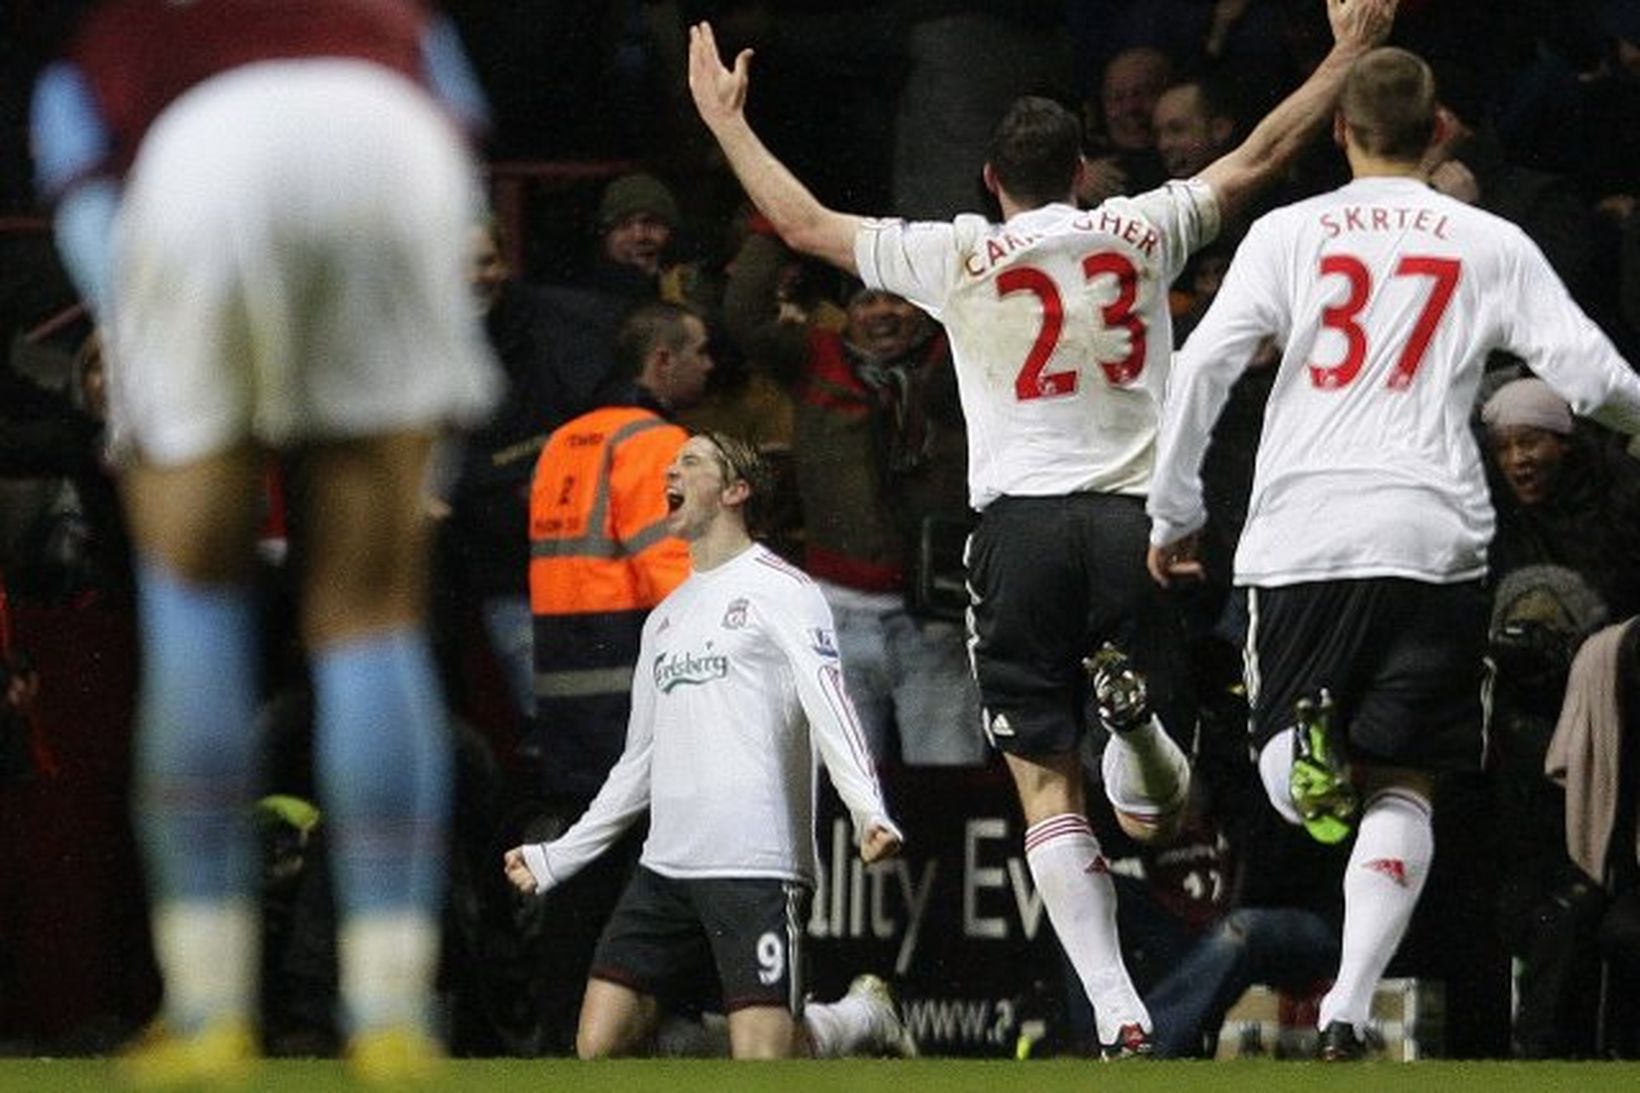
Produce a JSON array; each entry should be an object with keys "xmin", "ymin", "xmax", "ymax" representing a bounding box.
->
[
  {"xmin": 1209, "ymin": 911, "xmax": 1254, "ymax": 952},
  {"xmin": 123, "ymin": 449, "xmax": 265, "ymax": 583},
  {"xmin": 145, "ymin": 531, "xmax": 255, "ymax": 585},
  {"xmin": 301, "ymin": 535, "xmax": 427, "ymax": 644},
  {"xmin": 302, "ymin": 588, "xmax": 423, "ymax": 648},
  {"xmin": 731, "ymin": 1038, "xmax": 788, "ymax": 1060},
  {"xmin": 574, "ymin": 1014, "xmax": 628, "ymax": 1060},
  {"xmin": 1358, "ymin": 764, "xmax": 1433, "ymax": 805},
  {"xmin": 1257, "ymin": 730, "xmax": 1304, "ymax": 826},
  {"xmin": 574, "ymin": 981, "xmax": 656, "ymax": 1059},
  {"xmin": 127, "ymin": 492, "xmax": 259, "ymax": 584},
  {"xmin": 726, "ymin": 1009, "xmax": 800, "ymax": 1059},
  {"xmin": 574, "ymin": 1033, "xmax": 614, "ymax": 1061},
  {"xmin": 296, "ymin": 432, "xmax": 435, "ymax": 636}
]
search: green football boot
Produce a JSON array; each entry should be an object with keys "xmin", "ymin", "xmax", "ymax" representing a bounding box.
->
[{"xmin": 1290, "ymin": 688, "xmax": 1356, "ymax": 844}]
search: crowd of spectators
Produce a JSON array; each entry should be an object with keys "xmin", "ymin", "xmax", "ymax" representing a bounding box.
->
[{"xmin": 1, "ymin": 0, "xmax": 1638, "ymax": 1063}]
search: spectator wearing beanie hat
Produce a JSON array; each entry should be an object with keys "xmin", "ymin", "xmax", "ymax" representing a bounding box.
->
[
  {"xmin": 1482, "ymin": 375, "xmax": 1640, "ymax": 618},
  {"xmin": 599, "ymin": 172, "xmax": 680, "ymax": 278},
  {"xmin": 1482, "ymin": 377, "xmax": 1574, "ymax": 506},
  {"xmin": 588, "ymin": 172, "xmax": 718, "ymax": 321}
]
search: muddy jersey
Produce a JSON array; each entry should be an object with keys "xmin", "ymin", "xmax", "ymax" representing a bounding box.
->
[{"xmin": 855, "ymin": 181, "xmax": 1219, "ymax": 510}]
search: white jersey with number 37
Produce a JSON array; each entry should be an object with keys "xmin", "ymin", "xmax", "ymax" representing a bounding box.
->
[
  {"xmin": 1149, "ymin": 176, "xmax": 1640, "ymax": 586},
  {"xmin": 855, "ymin": 180, "xmax": 1219, "ymax": 510}
]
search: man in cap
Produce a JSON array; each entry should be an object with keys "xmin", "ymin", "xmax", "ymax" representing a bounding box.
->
[
  {"xmin": 598, "ymin": 172, "xmax": 681, "ymax": 284},
  {"xmin": 590, "ymin": 172, "xmax": 715, "ymax": 317}
]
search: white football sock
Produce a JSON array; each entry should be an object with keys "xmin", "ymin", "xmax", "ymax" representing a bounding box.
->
[
  {"xmin": 153, "ymin": 900, "xmax": 258, "ymax": 1032},
  {"xmin": 1024, "ymin": 813, "xmax": 1147, "ymax": 1043},
  {"xmin": 1101, "ymin": 714, "xmax": 1190, "ymax": 821},
  {"xmin": 339, "ymin": 913, "xmax": 441, "ymax": 1034},
  {"xmin": 803, "ymin": 995, "xmax": 869, "ymax": 1057},
  {"xmin": 1319, "ymin": 787, "xmax": 1433, "ymax": 1029}
]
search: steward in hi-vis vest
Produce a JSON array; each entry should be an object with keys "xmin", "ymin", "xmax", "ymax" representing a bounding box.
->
[{"xmin": 526, "ymin": 301, "xmax": 712, "ymax": 797}]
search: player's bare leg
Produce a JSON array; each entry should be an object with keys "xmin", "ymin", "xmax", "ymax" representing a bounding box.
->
[
  {"xmin": 297, "ymin": 430, "xmax": 436, "ymax": 643},
  {"xmin": 298, "ymin": 429, "xmax": 449, "ymax": 1081},
  {"xmin": 576, "ymin": 977, "xmax": 663, "ymax": 1058},
  {"xmin": 123, "ymin": 446, "xmax": 266, "ymax": 585},
  {"xmin": 725, "ymin": 1004, "xmax": 802, "ymax": 1058},
  {"xmin": 120, "ymin": 445, "xmax": 267, "ymax": 1085}
]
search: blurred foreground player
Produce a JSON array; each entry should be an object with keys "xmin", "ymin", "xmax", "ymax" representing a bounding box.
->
[{"xmin": 31, "ymin": 0, "xmax": 498, "ymax": 1083}]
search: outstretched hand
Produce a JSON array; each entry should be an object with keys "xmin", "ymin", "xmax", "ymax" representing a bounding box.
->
[
  {"xmin": 1328, "ymin": 0, "xmax": 1397, "ymax": 53},
  {"xmin": 688, "ymin": 22, "xmax": 753, "ymax": 132}
]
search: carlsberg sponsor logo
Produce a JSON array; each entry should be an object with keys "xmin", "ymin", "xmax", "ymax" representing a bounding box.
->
[{"xmin": 653, "ymin": 646, "xmax": 729, "ymax": 692}]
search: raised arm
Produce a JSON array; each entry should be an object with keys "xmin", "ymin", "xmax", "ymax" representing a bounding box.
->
[
  {"xmin": 1198, "ymin": 0, "xmax": 1396, "ymax": 224},
  {"xmin": 687, "ymin": 22, "xmax": 864, "ymax": 275}
]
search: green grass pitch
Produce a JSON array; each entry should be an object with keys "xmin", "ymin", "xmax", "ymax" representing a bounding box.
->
[{"xmin": 2, "ymin": 1058, "xmax": 1639, "ymax": 1093}]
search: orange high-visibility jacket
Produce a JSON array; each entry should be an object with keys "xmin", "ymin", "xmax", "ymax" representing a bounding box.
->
[
  {"xmin": 528, "ymin": 405, "xmax": 690, "ymax": 616},
  {"xmin": 527, "ymin": 404, "xmax": 689, "ymax": 793}
]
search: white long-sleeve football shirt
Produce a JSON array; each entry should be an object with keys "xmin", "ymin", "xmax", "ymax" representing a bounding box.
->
[
  {"xmin": 1150, "ymin": 176, "xmax": 1640, "ymax": 586},
  {"xmin": 522, "ymin": 543, "xmax": 899, "ymax": 890},
  {"xmin": 855, "ymin": 181, "xmax": 1219, "ymax": 510}
]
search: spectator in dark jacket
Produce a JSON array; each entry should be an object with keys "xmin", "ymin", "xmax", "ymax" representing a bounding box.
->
[{"xmin": 433, "ymin": 219, "xmax": 622, "ymax": 722}]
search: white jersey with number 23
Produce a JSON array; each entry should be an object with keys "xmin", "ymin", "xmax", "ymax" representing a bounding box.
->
[{"xmin": 855, "ymin": 180, "xmax": 1219, "ymax": 511}]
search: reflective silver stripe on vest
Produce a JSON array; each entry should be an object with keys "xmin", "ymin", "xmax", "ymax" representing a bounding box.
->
[
  {"xmin": 534, "ymin": 666, "xmax": 634, "ymax": 698},
  {"xmin": 531, "ymin": 415, "xmax": 675, "ymax": 561}
]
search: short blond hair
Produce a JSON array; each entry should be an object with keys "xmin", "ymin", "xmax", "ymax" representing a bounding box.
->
[
  {"xmin": 1340, "ymin": 47, "xmax": 1437, "ymax": 162},
  {"xmin": 697, "ymin": 430, "xmax": 774, "ymax": 537}
]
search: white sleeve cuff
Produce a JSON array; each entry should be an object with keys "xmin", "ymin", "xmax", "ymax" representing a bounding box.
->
[
  {"xmin": 1148, "ymin": 512, "xmax": 1206, "ymax": 548},
  {"xmin": 521, "ymin": 844, "xmax": 556, "ymax": 895},
  {"xmin": 857, "ymin": 814, "xmax": 905, "ymax": 847}
]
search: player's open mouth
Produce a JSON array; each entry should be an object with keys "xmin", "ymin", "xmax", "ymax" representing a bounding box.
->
[{"xmin": 666, "ymin": 489, "xmax": 684, "ymax": 512}]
